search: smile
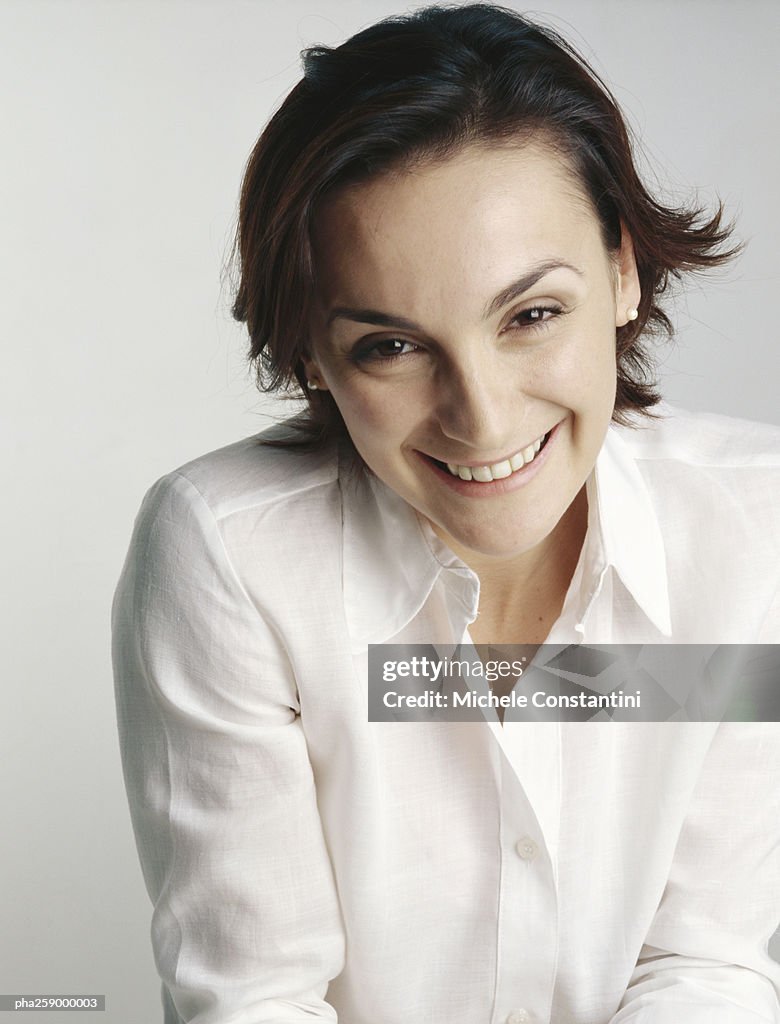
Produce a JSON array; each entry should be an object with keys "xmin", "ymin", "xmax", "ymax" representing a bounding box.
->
[{"xmin": 441, "ymin": 431, "xmax": 549, "ymax": 482}]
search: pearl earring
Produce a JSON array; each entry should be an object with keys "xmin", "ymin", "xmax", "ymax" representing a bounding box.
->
[
  {"xmin": 306, "ymin": 379, "xmax": 319, "ymax": 390},
  {"xmin": 626, "ymin": 308, "xmax": 639, "ymax": 321}
]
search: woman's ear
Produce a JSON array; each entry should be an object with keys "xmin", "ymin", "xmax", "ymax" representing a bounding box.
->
[
  {"xmin": 301, "ymin": 354, "xmax": 329, "ymax": 392},
  {"xmin": 614, "ymin": 225, "xmax": 641, "ymax": 327}
]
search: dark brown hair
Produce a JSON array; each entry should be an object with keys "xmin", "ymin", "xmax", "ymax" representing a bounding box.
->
[{"xmin": 230, "ymin": 2, "xmax": 739, "ymax": 454}]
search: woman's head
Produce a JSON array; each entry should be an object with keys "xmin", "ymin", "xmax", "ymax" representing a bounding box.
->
[
  {"xmin": 301, "ymin": 137, "xmax": 639, "ymax": 560},
  {"xmin": 231, "ymin": 2, "xmax": 737, "ymax": 460}
]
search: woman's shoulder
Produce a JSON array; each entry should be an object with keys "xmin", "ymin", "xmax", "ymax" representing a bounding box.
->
[
  {"xmin": 113, "ymin": 421, "xmax": 349, "ymax": 680},
  {"xmin": 613, "ymin": 402, "xmax": 780, "ymax": 468},
  {"xmin": 144, "ymin": 416, "xmax": 341, "ymax": 526},
  {"xmin": 121, "ymin": 417, "xmax": 346, "ymax": 590},
  {"xmin": 607, "ymin": 405, "xmax": 779, "ymax": 639},
  {"xmin": 610, "ymin": 402, "xmax": 780, "ymax": 560}
]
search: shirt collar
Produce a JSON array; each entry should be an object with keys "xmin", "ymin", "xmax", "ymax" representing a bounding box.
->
[
  {"xmin": 339, "ymin": 443, "xmax": 479, "ymax": 652},
  {"xmin": 339, "ymin": 422, "xmax": 671, "ymax": 652},
  {"xmin": 592, "ymin": 424, "xmax": 672, "ymax": 636}
]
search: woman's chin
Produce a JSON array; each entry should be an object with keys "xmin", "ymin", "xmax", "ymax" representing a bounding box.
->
[{"xmin": 426, "ymin": 517, "xmax": 550, "ymax": 563}]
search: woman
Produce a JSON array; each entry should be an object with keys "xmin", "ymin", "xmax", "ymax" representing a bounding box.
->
[{"xmin": 112, "ymin": 4, "xmax": 780, "ymax": 1022}]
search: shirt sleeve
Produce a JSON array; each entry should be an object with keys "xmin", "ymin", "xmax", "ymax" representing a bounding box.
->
[
  {"xmin": 111, "ymin": 471, "xmax": 345, "ymax": 1024},
  {"xmin": 608, "ymin": 722, "xmax": 780, "ymax": 1023}
]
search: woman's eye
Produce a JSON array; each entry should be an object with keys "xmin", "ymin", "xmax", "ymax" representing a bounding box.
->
[
  {"xmin": 353, "ymin": 306, "xmax": 563, "ymax": 364},
  {"xmin": 355, "ymin": 338, "xmax": 418, "ymax": 363},
  {"xmin": 509, "ymin": 305, "xmax": 563, "ymax": 330}
]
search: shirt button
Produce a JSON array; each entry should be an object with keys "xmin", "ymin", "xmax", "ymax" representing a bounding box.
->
[
  {"xmin": 506, "ymin": 1010, "xmax": 532, "ymax": 1024},
  {"xmin": 515, "ymin": 837, "xmax": 538, "ymax": 861}
]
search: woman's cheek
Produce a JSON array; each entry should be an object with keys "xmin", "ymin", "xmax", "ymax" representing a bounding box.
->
[
  {"xmin": 557, "ymin": 330, "xmax": 617, "ymax": 403},
  {"xmin": 336, "ymin": 379, "xmax": 400, "ymax": 436}
]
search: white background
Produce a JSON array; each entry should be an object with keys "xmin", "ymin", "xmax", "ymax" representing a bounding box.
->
[{"xmin": 1, "ymin": 1, "xmax": 778, "ymax": 1021}]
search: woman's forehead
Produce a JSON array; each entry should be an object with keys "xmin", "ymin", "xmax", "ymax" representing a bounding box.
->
[
  {"xmin": 310, "ymin": 140, "xmax": 602, "ymax": 306},
  {"xmin": 316, "ymin": 138, "xmax": 588, "ymax": 227}
]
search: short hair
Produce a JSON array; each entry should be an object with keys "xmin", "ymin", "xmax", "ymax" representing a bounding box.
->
[{"xmin": 230, "ymin": 2, "xmax": 739, "ymax": 454}]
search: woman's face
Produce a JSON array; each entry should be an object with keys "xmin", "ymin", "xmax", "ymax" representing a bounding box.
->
[{"xmin": 305, "ymin": 140, "xmax": 639, "ymax": 561}]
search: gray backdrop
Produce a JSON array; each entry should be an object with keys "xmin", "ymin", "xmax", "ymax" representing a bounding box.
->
[{"xmin": 1, "ymin": 1, "xmax": 778, "ymax": 1021}]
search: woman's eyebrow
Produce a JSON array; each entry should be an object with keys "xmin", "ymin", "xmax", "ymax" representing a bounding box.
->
[
  {"xmin": 326, "ymin": 259, "xmax": 583, "ymax": 331},
  {"xmin": 483, "ymin": 259, "xmax": 583, "ymax": 319}
]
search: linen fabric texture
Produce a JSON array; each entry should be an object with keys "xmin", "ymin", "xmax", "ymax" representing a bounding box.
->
[{"xmin": 111, "ymin": 405, "xmax": 780, "ymax": 1024}]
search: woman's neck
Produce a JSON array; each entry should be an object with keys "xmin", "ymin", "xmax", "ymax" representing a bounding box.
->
[{"xmin": 437, "ymin": 486, "xmax": 588, "ymax": 645}]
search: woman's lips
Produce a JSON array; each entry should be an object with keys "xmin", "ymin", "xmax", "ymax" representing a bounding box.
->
[{"xmin": 415, "ymin": 420, "xmax": 561, "ymax": 496}]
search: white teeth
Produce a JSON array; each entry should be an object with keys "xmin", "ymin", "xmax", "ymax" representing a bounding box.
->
[
  {"xmin": 444, "ymin": 431, "xmax": 548, "ymax": 481},
  {"xmin": 490, "ymin": 460, "xmax": 512, "ymax": 479}
]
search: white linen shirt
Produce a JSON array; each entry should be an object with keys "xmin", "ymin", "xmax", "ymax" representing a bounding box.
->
[{"xmin": 111, "ymin": 404, "xmax": 780, "ymax": 1024}]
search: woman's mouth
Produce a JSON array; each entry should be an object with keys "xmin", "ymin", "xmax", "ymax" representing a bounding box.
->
[
  {"xmin": 414, "ymin": 422, "xmax": 559, "ymax": 495},
  {"xmin": 426, "ymin": 429, "xmax": 551, "ymax": 480}
]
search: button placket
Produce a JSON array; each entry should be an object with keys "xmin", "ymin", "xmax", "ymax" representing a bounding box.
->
[{"xmin": 492, "ymin": 729, "xmax": 559, "ymax": 1024}]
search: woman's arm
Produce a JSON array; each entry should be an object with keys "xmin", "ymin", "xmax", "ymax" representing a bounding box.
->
[
  {"xmin": 111, "ymin": 471, "xmax": 345, "ymax": 1023},
  {"xmin": 608, "ymin": 721, "xmax": 780, "ymax": 1023}
]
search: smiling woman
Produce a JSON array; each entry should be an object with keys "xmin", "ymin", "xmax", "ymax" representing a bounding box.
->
[
  {"xmin": 302, "ymin": 141, "xmax": 633, "ymax": 640},
  {"xmin": 111, "ymin": 4, "xmax": 780, "ymax": 1024}
]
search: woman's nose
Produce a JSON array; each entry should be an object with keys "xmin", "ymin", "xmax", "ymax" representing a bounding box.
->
[{"xmin": 433, "ymin": 358, "xmax": 523, "ymax": 454}]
